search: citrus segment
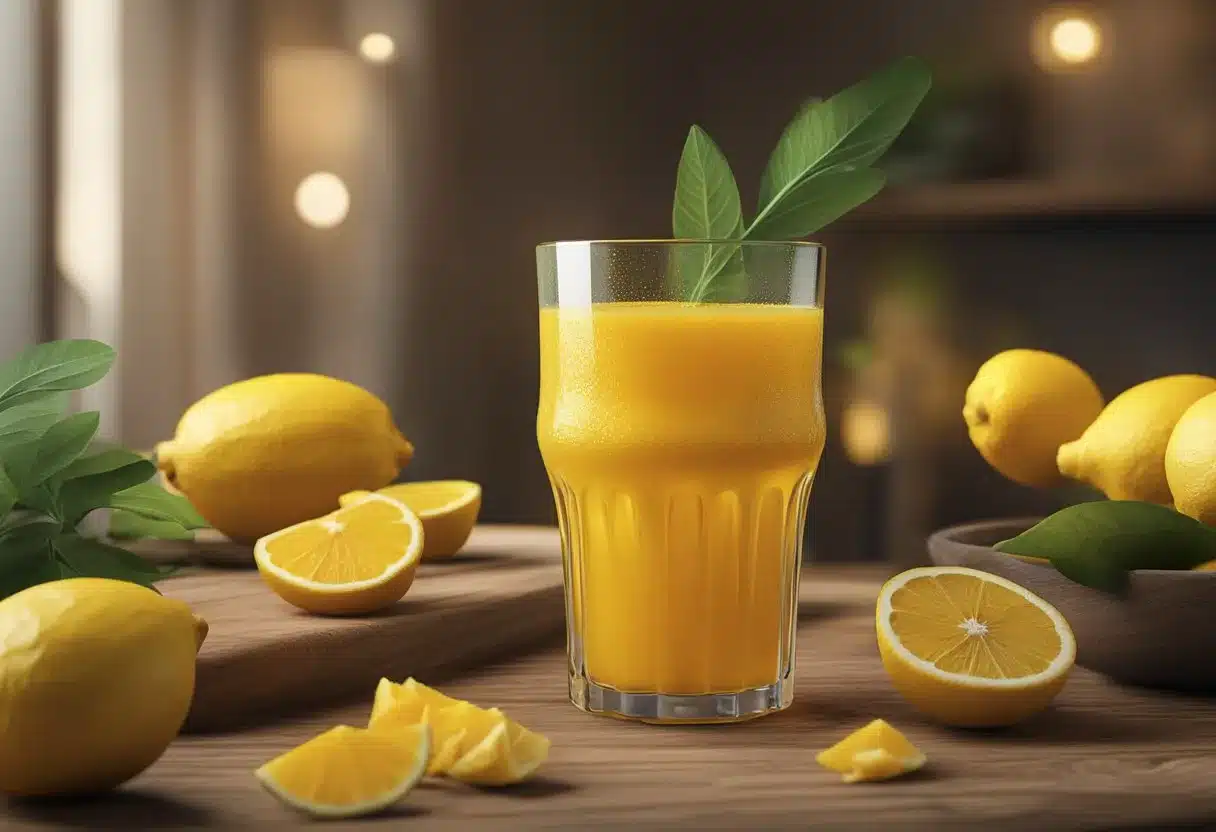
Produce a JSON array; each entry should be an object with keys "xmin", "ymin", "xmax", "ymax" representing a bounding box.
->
[
  {"xmin": 876, "ymin": 566, "xmax": 1075, "ymax": 727},
  {"xmin": 369, "ymin": 677, "xmax": 462, "ymax": 727},
  {"xmin": 340, "ymin": 480, "xmax": 482, "ymax": 559},
  {"xmin": 817, "ymin": 719, "xmax": 925, "ymax": 783},
  {"xmin": 254, "ymin": 493, "xmax": 423, "ymax": 615},
  {"xmin": 255, "ymin": 724, "xmax": 429, "ymax": 819},
  {"xmin": 445, "ymin": 717, "xmax": 551, "ymax": 787}
]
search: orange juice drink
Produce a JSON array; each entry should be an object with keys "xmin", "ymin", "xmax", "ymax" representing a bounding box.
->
[{"xmin": 537, "ymin": 243, "xmax": 826, "ymax": 725}]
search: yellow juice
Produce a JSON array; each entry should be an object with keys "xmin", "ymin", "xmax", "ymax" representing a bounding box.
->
[{"xmin": 537, "ymin": 302, "xmax": 826, "ymax": 696}]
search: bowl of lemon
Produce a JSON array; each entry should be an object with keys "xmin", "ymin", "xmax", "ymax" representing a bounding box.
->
[{"xmin": 935, "ymin": 351, "xmax": 1216, "ymax": 693}]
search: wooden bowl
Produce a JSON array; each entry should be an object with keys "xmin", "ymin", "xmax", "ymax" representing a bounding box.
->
[{"xmin": 927, "ymin": 518, "xmax": 1216, "ymax": 693}]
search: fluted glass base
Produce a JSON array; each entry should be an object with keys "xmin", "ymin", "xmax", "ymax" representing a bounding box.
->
[{"xmin": 570, "ymin": 673, "xmax": 793, "ymax": 724}]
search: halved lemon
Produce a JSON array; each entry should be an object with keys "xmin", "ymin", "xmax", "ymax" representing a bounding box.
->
[
  {"xmin": 254, "ymin": 493, "xmax": 424, "ymax": 615},
  {"xmin": 817, "ymin": 719, "xmax": 926, "ymax": 783},
  {"xmin": 444, "ymin": 712, "xmax": 551, "ymax": 787},
  {"xmin": 876, "ymin": 566, "xmax": 1076, "ymax": 727},
  {"xmin": 340, "ymin": 480, "xmax": 481, "ymax": 559},
  {"xmin": 255, "ymin": 724, "xmax": 429, "ymax": 819}
]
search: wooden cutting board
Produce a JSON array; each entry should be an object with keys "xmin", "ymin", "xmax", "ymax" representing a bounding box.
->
[{"xmin": 145, "ymin": 525, "xmax": 565, "ymax": 734}]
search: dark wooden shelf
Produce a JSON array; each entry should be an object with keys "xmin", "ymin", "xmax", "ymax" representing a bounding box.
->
[{"xmin": 841, "ymin": 178, "xmax": 1216, "ymax": 228}]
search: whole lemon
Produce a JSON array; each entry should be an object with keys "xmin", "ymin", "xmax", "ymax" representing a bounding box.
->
[
  {"xmin": 0, "ymin": 579, "xmax": 207, "ymax": 796},
  {"xmin": 963, "ymin": 349, "xmax": 1104, "ymax": 487},
  {"xmin": 1057, "ymin": 375, "xmax": 1216, "ymax": 503},
  {"xmin": 156, "ymin": 374, "xmax": 414, "ymax": 542},
  {"xmin": 1165, "ymin": 391, "xmax": 1216, "ymax": 525}
]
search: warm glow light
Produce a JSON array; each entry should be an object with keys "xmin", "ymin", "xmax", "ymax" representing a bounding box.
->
[
  {"xmin": 1050, "ymin": 16, "xmax": 1101, "ymax": 64},
  {"xmin": 841, "ymin": 401, "xmax": 892, "ymax": 467},
  {"xmin": 1033, "ymin": 8, "xmax": 1106, "ymax": 71},
  {"xmin": 294, "ymin": 172, "xmax": 350, "ymax": 229},
  {"xmin": 358, "ymin": 33, "xmax": 396, "ymax": 64}
]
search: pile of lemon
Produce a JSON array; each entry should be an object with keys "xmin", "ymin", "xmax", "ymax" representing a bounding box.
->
[
  {"xmin": 156, "ymin": 373, "xmax": 484, "ymax": 615},
  {"xmin": 256, "ymin": 678, "xmax": 550, "ymax": 818},
  {"xmin": 963, "ymin": 350, "xmax": 1216, "ymax": 524}
]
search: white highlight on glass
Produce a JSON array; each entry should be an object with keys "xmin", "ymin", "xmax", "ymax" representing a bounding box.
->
[
  {"xmin": 294, "ymin": 172, "xmax": 350, "ymax": 229},
  {"xmin": 358, "ymin": 33, "xmax": 396, "ymax": 64}
]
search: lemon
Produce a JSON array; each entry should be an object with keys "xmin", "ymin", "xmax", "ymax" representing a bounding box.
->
[
  {"xmin": 0, "ymin": 579, "xmax": 208, "ymax": 796},
  {"xmin": 1057, "ymin": 374, "xmax": 1216, "ymax": 503},
  {"xmin": 876, "ymin": 566, "xmax": 1075, "ymax": 727},
  {"xmin": 963, "ymin": 349, "xmax": 1104, "ymax": 488},
  {"xmin": 367, "ymin": 678, "xmax": 549, "ymax": 785},
  {"xmin": 1166, "ymin": 391, "xmax": 1216, "ymax": 525},
  {"xmin": 340, "ymin": 480, "xmax": 482, "ymax": 559},
  {"xmin": 255, "ymin": 494, "xmax": 424, "ymax": 616},
  {"xmin": 156, "ymin": 373, "xmax": 414, "ymax": 542},
  {"xmin": 1195, "ymin": 560, "xmax": 1216, "ymax": 572},
  {"xmin": 816, "ymin": 719, "xmax": 926, "ymax": 783},
  {"xmin": 256, "ymin": 723, "xmax": 429, "ymax": 819}
]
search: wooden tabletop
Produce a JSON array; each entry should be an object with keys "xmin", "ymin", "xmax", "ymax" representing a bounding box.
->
[{"xmin": 4, "ymin": 567, "xmax": 1215, "ymax": 831}]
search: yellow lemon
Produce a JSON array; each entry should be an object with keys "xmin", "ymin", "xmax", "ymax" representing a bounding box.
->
[
  {"xmin": 1057, "ymin": 375, "xmax": 1216, "ymax": 503},
  {"xmin": 816, "ymin": 719, "xmax": 926, "ymax": 783},
  {"xmin": 963, "ymin": 349, "xmax": 1103, "ymax": 488},
  {"xmin": 254, "ymin": 493, "xmax": 424, "ymax": 616},
  {"xmin": 157, "ymin": 373, "xmax": 414, "ymax": 542},
  {"xmin": 444, "ymin": 712, "xmax": 551, "ymax": 787},
  {"xmin": 1194, "ymin": 560, "xmax": 1216, "ymax": 572},
  {"xmin": 0, "ymin": 579, "xmax": 208, "ymax": 796},
  {"xmin": 1165, "ymin": 391, "xmax": 1216, "ymax": 526},
  {"xmin": 876, "ymin": 566, "xmax": 1075, "ymax": 727},
  {"xmin": 256, "ymin": 723, "xmax": 429, "ymax": 819},
  {"xmin": 367, "ymin": 678, "xmax": 549, "ymax": 784},
  {"xmin": 341, "ymin": 481, "xmax": 482, "ymax": 559}
]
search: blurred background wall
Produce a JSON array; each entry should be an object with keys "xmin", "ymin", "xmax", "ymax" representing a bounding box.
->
[{"xmin": 8, "ymin": 0, "xmax": 1216, "ymax": 562}]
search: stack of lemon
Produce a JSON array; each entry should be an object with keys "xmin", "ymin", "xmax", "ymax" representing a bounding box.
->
[
  {"xmin": 963, "ymin": 350, "xmax": 1216, "ymax": 528},
  {"xmin": 256, "ymin": 678, "xmax": 549, "ymax": 819}
]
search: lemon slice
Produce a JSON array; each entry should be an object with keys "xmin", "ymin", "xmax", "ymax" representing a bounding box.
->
[
  {"xmin": 445, "ymin": 714, "xmax": 551, "ymax": 787},
  {"xmin": 340, "ymin": 481, "xmax": 481, "ymax": 559},
  {"xmin": 254, "ymin": 493, "xmax": 424, "ymax": 615},
  {"xmin": 817, "ymin": 719, "xmax": 926, "ymax": 783},
  {"xmin": 255, "ymin": 724, "xmax": 429, "ymax": 819},
  {"xmin": 876, "ymin": 566, "xmax": 1076, "ymax": 727}
]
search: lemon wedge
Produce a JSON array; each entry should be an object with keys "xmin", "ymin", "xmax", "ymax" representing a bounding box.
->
[
  {"xmin": 254, "ymin": 493, "xmax": 424, "ymax": 615},
  {"xmin": 366, "ymin": 677, "xmax": 549, "ymax": 784},
  {"xmin": 255, "ymin": 724, "xmax": 429, "ymax": 819},
  {"xmin": 876, "ymin": 566, "xmax": 1076, "ymax": 727},
  {"xmin": 817, "ymin": 719, "xmax": 926, "ymax": 783},
  {"xmin": 340, "ymin": 481, "xmax": 481, "ymax": 559}
]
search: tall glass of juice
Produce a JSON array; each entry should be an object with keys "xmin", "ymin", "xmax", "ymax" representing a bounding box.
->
[{"xmin": 536, "ymin": 239, "xmax": 826, "ymax": 724}]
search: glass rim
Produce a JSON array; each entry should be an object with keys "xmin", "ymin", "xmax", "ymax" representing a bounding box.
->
[{"xmin": 536, "ymin": 238, "xmax": 825, "ymax": 250}]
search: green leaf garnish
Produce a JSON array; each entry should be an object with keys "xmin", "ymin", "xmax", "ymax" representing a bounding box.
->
[
  {"xmin": 108, "ymin": 509, "xmax": 196, "ymax": 542},
  {"xmin": 109, "ymin": 481, "xmax": 207, "ymax": 530},
  {"xmin": 995, "ymin": 501, "xmax": 1216, "ymax": 595},
  {"xmin": 0, "ymin": 340, "xmax": 115, "ymax": 411},
  {"xmin": 671, "ymin": 56, "xmax": 932, "ymax": 301},
  {"xmin": 0, "ymin": 339, "xmax": 204, "ymax": 599}
]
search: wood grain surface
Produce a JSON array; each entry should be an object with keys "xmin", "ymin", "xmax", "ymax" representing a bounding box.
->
[
  {"xmin": 4, "ymin": 566, "xmax": 1214, "ymax": 830},
  {"xmin": 162, "ymin": 525, "xmax": 565, "ymax": 733}
]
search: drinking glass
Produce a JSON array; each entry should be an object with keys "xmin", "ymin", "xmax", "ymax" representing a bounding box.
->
[{"xmin": 536, "ymin": 240, "xmax": 826, "ymax": 723}]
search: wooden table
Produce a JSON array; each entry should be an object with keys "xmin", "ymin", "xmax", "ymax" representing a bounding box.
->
[{"xmin": 4, "ymin": 567, "xmax": 1215, "ymax": 830}]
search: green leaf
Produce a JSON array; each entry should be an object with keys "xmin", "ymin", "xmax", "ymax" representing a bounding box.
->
[
  {"xmin": 995, "ymin": 501, "xmax": 1216, "ymax": 594},
  {"xmin": 57, "ymin": 458, "xmax": 156, "ymax": 527},
  {"xmin": 0, "ymin": 466, "xmax": 16, "ymax": 517},
  {"xmin": 746, "ymin": 167, "xmax": 886, "ymax": 240},
  {"xmin": 756, "ymin": 56, "xmax": 932, "ymax": 211},
  {"xmin": 0, "ymin": 544, "xmax": 65, "ymax": 600},
  {"xmin": 0, "ymin": 340, "xmax": 115, "ymax": 412},
  {"xmin": 109, "ymin": 482, "xmax": 207, "ymax": 529},
  {"xmin": 0, "ymin": 511, "xmax": 62, "ymax": 553},
  {"xmin": 52, "ymin": 534, "xmax": 164, "ymax": 588},
  {"xmin": 108, "ymin": 509, "xmax": 196, "ymax": 541},
  {"xmin": 30, "ymin": 411, "xmax": 100, "ymax": 485},
  {"xmin": 671, "ymin": 126, "xmax": 747, "ymax": 303},
  {"xmin": 58, "ymin": 447, "xmax": 149, "ymax": 481}
]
